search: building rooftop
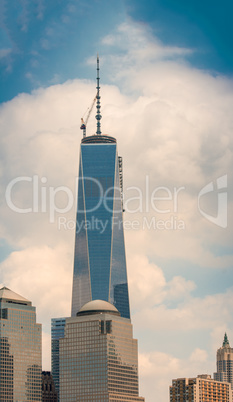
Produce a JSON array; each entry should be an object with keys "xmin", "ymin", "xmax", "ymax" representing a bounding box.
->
[
  {"xmin": 77, "ymin": 299, "xmax": 120, "ymax": 316},
  {"xmin": 81, "ymin": 134, "xmax": 116, "ymax": 144},
  {"xmin": 0, "ymin": 286, "xmax": 31, "ymax": 305}
]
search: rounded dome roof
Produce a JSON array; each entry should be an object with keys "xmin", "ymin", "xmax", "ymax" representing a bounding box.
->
[{"xmin": 77, "ymin": 300, "xmax": 120, "ymax": 316}]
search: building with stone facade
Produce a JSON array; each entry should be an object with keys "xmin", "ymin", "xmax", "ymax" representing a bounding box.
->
[
  {"xmin": 59, "ymin": 300, "xmax": 144, "ymax": 402},
  {"xmin": 0, "ymin": 286, "xmax": 42, "ymax": 401},
  {"xmin": 170, "ymin": 374, "xmax": 232, "ymax": 402},
  {"xmin": 42, "ymin": 371, "xmax": 58, "ymax": 402},
  {"xmin": 214, "ymin": 333, "xmax": 233, "ymax": 388}
]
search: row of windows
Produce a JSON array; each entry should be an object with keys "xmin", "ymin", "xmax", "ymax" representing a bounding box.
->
[
  {"xmin": 68, "ymin": 321, "xmax": 98, "ymax": 327},
  {"xmin": 60, "ymin": 342, "xmax": 135, "ymax": 353},
  {"xmin": 109, "ymin": 396, "xmax": 144, "ymax": 402},
  {"xmin": 61, "ymin": 340, "xmax": 105, "ymax": 346}
]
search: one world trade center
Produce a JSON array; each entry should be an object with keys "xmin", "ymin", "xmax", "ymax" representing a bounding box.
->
[{"xmin": 71, "ymin": 56, "xmax": 130, "ymax": 319}]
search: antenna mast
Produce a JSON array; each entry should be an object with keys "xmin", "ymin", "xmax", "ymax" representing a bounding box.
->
[{"xmin": 96, "ymin": 54, "xmax": 102, "ymax": 135}]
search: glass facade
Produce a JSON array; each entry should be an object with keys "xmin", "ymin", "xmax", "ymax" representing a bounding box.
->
[
  {"xmin": 51, "ymin": 318, "xmax": 66, "ymax": 402},
  {"xmin": 0, "ymin": 286, "xmax": 42, "ymax": 402},
  {"xmin": 59, "ymin": 302, "xmax": 144, "ymax": 402},
  {"xmin": 71, "ymin": 135, "xmax": 130, "ymax": 319}
]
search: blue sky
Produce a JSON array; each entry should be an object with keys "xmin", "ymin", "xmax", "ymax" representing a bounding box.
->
[
  {"xmin": 1, "ymin": 1, "xmax": 233, "ymax": 401},
  {"xmin": 1, "ymin": 0, "xmax": 233, "ymax": 103},
  {"xmin": 128, "ymin": 0, "xmax": 233, "ymax": 72}
]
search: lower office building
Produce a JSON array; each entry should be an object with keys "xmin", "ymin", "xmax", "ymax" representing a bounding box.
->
[
  {"xmin": 0, "ymin": 286, "xmax": 42, "ymax": 401},
  {"xmin": 170, "ymin": 374, "xmax": 232, "ymax": 402},
  {"xmin": 58, "ymin": 299, "xmax": 145, "ymax": 402}
]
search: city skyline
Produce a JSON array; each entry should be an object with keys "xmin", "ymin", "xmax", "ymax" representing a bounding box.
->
[
  {"xmin": 0, "ymin": 1, "xmax": 233, "ymax": 401},
  {"xmin": 53, "ymin": 57, "xmax": 135, "ymax": 400}
]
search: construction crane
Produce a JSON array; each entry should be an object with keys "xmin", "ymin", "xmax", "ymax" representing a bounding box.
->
[{"xmin": 80, "ymin": 95, "xmax": 97, "ymax": 137}]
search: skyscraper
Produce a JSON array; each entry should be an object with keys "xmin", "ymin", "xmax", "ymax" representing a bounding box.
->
[
  {"xmin": 0, "ymin": 286, "xmax": 42, "ymax": 401},
  {"xmin": 59, "ymin": 300, "xmax": 145, "ymax": 402},
  {"xmin": 71, "ymin": 56, "xmax": 130, "ymax": 319},
  {"xmin": 214, "ymin": 333, "xmax": 233, "ymax": 388},
  {"xmin": 51, "ymin": 318, "xmax": 66, "ymax": 401}
]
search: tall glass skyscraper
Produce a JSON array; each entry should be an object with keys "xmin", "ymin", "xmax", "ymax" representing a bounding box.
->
[
  {"xmin": 71, "ymin": 57, "xmax": 130, "ymax": 319},
  {"xmin": 0, "ymin": 286, "xmax": 42, "ymax": 401},
  {"xmin": 71, "ymin": 135, "xmax": 130, "ymax": 318},
  {"xmin": 52, "ymin": 57, "xmax": 138, "ymax": 401}
]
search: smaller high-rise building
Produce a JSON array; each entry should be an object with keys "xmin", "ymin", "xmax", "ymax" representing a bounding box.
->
[
  {"xmin": 51, "ymin": 317, "xmax": 66, "ymax": 401},
  {"xmin": 214, "ymin": 333, "xmax": 233, "ymax": 388},
  {"xmin": 170, "ymin": 375, "xmax": 232, "ymax": 402},
  {"xmin": 42, "ymin": 371, "xmax": 58, "ymax": 402},
  {"xmin": 59, "ymin": 300, "xmax": 145, "ymax": 402},
  {"xmin": 0, "ymin": 286, "xmax": 42, "ymax": 401}
]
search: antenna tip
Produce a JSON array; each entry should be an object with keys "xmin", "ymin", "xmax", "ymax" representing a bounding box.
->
[{"xmin": 96, "ymin": 54, "xmax": 101, "ymax": 135}]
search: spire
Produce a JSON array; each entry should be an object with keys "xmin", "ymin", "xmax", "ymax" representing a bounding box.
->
[
  {"xmin": 96, "ymin": 54, "xmax": 102, "ymax": 135},
  {"xmin": 222, "ymin": 332, "xmax": 230, "ymax": 347}
]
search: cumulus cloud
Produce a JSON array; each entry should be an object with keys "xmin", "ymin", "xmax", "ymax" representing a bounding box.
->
[
  {"xmin": 101, "ymin": 21, "xmax": 192, "ymax": 62},
  {"xmin": 128, "ymin": 254, "xmax": 166, "ymax": 309},
  {"xmin": 0, "ymin": 245, "xmax": 72, "ymax": 322},
  {"xmin": 139, "ymin": 347, "xmax": 212, "ymax": 402},
  {"xmin": 133, "ymin": 289, "xmax": 233, "ymax": 332},
  {"xmin": 190, "ymin": 348, "xmax": 208, "ymax": 362},
  {"xmin": 128, "ymin": 254, "xmax": 195, "ymax": 312},
  {"xmin": 0, "ymin": 19, "xmax": 232, "ymax": 401}
]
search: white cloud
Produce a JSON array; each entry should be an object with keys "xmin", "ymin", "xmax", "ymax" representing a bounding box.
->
[
  {"xmin": 36, "ymin": 0, "xmax": 45, "ymax": 20},
  {"xmin": 190, "ymin": 348, "xmax": 208, "ymax": 363},
  {"xmin": 139, "ymin": 348, "xmax": 212, "ymax": 402},
  {"xmin": 133, "ymin": 289, "xmax": 233, "ymax": 332},
  {"xmin": 128, "ymin": 254, "xmax": 166, "ymax": 309},
  {"xmin": 128, "ymin": 254, "xmax": 195, "ymax": 312},
  {"xmin": 0, "ymin": 245, "xmax": 72, "ymax": 325},
  {"xmin": 101, "ymin": 21, "xmax": 192, "ymax": 67},
  {"xmin": 166, "ymin": 276, "xmax": 196, "ymax": 301},
  {"xmin": 0, "ymin": 48, "xmax": 11, "ymax": 59}
]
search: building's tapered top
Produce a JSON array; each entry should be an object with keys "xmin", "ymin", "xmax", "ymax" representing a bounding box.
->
[
  {"xmin": 0, "ymin": 286, "xmax": 31, "ymax": 305},
  {"xmin": 222, "ymin": 332, "xmax": 230, "ymax": 347}
]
